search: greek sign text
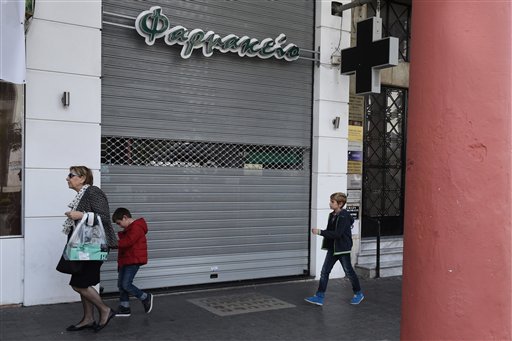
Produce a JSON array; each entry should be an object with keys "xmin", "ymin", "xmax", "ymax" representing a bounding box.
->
[{"xmin": 135, "ymin": 6, "xmax": 300, "ymax": 61}]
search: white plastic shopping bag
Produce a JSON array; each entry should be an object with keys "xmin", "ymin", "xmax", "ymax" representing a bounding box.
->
[{"xmin": 65, "ymin": 213, "xmax": 109, "ymax": 261}]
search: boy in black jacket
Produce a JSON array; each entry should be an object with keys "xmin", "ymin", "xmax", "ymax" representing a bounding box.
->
[{"xmin": 305, "ymin": 192, "xmax": 364, "ymax": 306}]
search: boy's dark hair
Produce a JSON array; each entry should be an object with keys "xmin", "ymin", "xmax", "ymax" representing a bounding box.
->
[{"xmin": 112, "ymin": 207, "xmax": 132, "ymax": 222}]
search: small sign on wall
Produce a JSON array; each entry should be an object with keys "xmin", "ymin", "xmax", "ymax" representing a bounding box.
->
[
  {"xmin": 349, "ymin": 95, "xmax": 365, "ymax": 122},
  {"xmin": 351, "ymin": 219, "xmax": 360, "ymax": 235},
  {"xmin": 348, "ymin": 125, "xmax": 363, "ymax": 142},
  {"xmin": 346, "ymin": 203, "xmax": 360, "ymax": 220},
  {"xmin": 347, "ymin": 190, "xmax": 361, "ymax": 202},
  {"xmin": 348, "ymin": 150, "xmax": 363, "ymax": 174},
  {"xmin": 348, "ymin": 174, "xmax": 362, "ymax": 189}
]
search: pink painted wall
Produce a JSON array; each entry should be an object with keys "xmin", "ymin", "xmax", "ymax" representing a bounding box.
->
[{"xmin": 401, "ymin": 1, "xmax": 511, "ymax": 340}]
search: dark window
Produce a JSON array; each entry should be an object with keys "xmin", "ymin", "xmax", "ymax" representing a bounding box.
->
[{"xmin": 0, "ymin": 82, "xmax": 23, "ymax": 237}]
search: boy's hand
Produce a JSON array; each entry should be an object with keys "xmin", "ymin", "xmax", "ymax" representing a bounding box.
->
[{"xmin": 311, "ymin": 228, "xmax": 321, "ymax": 235}]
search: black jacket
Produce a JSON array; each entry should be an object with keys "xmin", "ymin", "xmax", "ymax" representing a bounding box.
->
[
  {"xmin": 74, "ymin": 186, "xmax": 118, "ymax": 248},
  {"xmin": 320, "ymin": 209, "xmax": 354, "ymax": 255}
]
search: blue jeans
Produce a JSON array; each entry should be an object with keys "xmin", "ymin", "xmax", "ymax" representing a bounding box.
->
[
  {"xmin": 118, "ymin": 265, "xmax": 145, "ymax": 303},
  {"xmin": 317, "ymin": 251, "xmax": 361, "ymax": 295}
]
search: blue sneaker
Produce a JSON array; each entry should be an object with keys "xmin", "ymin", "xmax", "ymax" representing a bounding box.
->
[
  {"xmin": 305, "ymin": 295, "xmax": 324, "ymax": 306},
  {"xmin": 350, "ymin": 292, "xmax": 364, "ymax": 305}
]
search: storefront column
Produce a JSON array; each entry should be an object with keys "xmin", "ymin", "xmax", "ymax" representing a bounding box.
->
[
  {"xmin": 310, "ymin": 1, "xmax": 352, "ymax": 278},
  {"xmin": 401, "ymin": 2, "xmax": 511, "ymax": 340}
]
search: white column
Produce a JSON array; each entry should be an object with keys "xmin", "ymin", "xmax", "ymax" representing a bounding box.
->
[
  {"xmin": 23, "ymin": 0, "xmax": 102, "ymax": 305},
  {"xmin": 310, "ymin": 1, "xmax": 352, "ymax": 279}
]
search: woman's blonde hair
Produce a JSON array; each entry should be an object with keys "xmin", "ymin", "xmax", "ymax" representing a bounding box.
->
[
  {"xmin": 330, "ymin": 192, "xmax": 347, "ymax": 206},
  {"xmin": 69, "ymin": 166, "xmax": 94, "ymax": 185}
]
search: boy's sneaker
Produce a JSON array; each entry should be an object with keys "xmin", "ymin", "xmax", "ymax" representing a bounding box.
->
[
  {"xmin": 142, "ymin": 293, "xmax": 153, "ymax": 313},
  {"xmin": 304, "ymin": 295, "xmax": 324, "ymax": 306},
  {"xmin": 350, "ymin": 292, "xmax": 364, "ymax": 305},
  {"xmin": 116, "ymin": 306, "xmax": 131, "ymax": 317}
]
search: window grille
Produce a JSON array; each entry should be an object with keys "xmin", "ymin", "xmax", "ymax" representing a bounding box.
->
[
  {"xmin": 368, "ymin": 0, "xmax": 412, "ymax": 62},
  {"xmin": 102, "ymin": 136, "xmax": 309, "ymax": 171}
]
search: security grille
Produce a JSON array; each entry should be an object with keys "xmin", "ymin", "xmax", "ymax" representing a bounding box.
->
[
  {"xmin": 362, "ymin": 87, "xmax": 407, "ymax": 237},
  {"xmin": 102, "ymin": 136, "xmax": 308, "ymax": 171},
  {"xmin": 100, "ymin": 0, "xmax": 314, "ymax": 292}
]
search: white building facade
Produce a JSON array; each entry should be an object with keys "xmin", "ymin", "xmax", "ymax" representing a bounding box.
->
[{"xmin": 0, "ymin": 0, "xmax": 356, "ymax": 306}]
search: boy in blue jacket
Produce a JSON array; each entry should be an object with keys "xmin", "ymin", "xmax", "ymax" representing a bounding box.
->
[{"xmin": 305, "ymin": 192, "xmax": 364, "ymax": 306}]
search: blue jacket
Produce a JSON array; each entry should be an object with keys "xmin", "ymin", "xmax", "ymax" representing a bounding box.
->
[{"xmin": 320, "ymin": 209, "xmax": 354, "ymax": 255}]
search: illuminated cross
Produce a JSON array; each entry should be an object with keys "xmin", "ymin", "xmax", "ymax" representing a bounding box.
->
[{"xmin": 341, "ymin": 17, "xmax": 398, "ymax": 95}]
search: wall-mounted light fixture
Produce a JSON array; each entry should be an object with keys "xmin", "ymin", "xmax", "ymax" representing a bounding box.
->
[
  {"xmin": 331, "ymin": 0, "xmax": 372, "ymax": 17},
  {"xmin": 332, "ymin": 116, "xmax": 341, "ymax": 129},
  {"xmin": 61, "ymin": 91, "xmax": 70, "ymax": 107}
]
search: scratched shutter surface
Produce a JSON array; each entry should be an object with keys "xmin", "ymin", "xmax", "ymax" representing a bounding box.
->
[{"xmin": 100, "ymin": 0, "xmax": 314, "ymax": 292}]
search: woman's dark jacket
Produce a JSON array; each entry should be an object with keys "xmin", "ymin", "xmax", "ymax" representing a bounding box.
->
[
  {"xmin": 73, "ymin": 186, "xmax": 118, "ymax": 248},
  {"xmin": 320, "ymin": 209, "xmax": 354, "ymax": 255}
]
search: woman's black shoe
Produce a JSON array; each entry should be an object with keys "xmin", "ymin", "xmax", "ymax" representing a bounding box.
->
[
  {"xmin": 66, "ymin": 322, "xmax": 96, "ymax": 332},
  {"xmin": 94, "ymin": 309, "xmax": 115, "ymax": 333}
]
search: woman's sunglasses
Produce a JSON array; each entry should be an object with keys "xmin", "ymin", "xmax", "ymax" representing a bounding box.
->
[{"xmin": 68, "ymin": 173, "xmax": 79, "ymax": 178}]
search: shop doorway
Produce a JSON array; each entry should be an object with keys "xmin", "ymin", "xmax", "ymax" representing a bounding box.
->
[
  {"xmin": 361, "ymin": 87, "xmax": 407, "ymax": 237},
  {"xmin": 99, "ymin": 0, "xmax": 315, "ymax": 292}
]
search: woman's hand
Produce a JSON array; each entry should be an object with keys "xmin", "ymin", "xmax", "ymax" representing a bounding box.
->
[
  {"xmin": 65, "ymin": 210, "xmax": 84, "ymax": 220},
  {"xmin": 311, "ymin": 228, "xmax": 321, "ymax": 235}
]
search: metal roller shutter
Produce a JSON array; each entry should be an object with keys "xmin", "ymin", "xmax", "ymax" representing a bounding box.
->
[{"xmin": 100, "ymin": 0, "xmax": 314, "ymax": 292}]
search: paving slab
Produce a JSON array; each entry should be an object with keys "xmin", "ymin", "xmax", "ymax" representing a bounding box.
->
[{"xmin": 0, "ymin": 277, "xmax": 401, "ymax": 341}]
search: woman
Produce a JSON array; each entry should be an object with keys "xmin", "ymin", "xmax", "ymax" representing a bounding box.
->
[{"xmin": 62, "ymin": 166, "xmax": 118, "ymax": 332}]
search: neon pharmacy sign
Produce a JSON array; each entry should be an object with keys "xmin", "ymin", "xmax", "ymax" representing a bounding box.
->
[{"xmin": 135, "ymin": 6, "xmax": 300, "ymax": 61}]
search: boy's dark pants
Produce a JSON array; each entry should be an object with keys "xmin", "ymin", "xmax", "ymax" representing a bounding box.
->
[
  {"xmin": 118, "ymin": 264, "xmax": 145, "ymax": 302},
  {"xmin": 317, "ymin": 251, "xmax": 361, "ymax": 296}
]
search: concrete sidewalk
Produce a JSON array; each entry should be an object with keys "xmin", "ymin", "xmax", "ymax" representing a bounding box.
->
[{"xmin": 0, "ymin": 277, "xmax": 401, "ymax": 341}]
